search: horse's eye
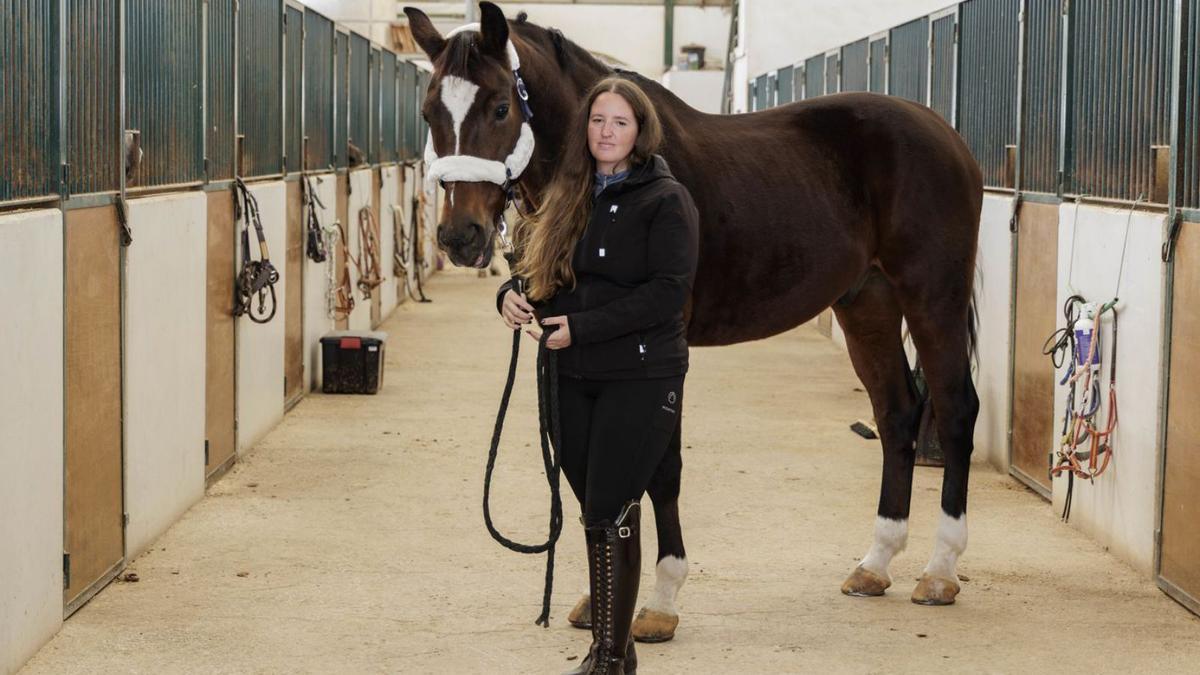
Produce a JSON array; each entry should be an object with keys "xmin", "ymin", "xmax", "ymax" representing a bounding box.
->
[{"xmin": 495, "ymin": 104, "xmax": 510, "ymax": 121}]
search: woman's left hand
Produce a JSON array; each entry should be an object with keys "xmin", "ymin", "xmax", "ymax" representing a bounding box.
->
[{"xmin": 526, "ymin": 315, "xmax": 572, "ymax": 350}]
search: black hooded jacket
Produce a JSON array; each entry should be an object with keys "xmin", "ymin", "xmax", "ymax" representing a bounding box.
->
[{"xmin": 497, "ymin": 155, "xmax": 699, "ymax": 380}]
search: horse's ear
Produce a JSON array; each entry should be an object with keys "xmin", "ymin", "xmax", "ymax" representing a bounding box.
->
[
  {"xmin": 404, "ymin": 7, "xmax": 446, "ymax": 61},
  {"xmin": 478, "ymin": 2, "xmax": 509, "ymax": 63}
]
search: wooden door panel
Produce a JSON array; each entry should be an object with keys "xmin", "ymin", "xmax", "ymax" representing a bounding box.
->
[
  {"xmin": 64, "ymin": 206, "xmax": 125, "ymax": 613},
  {"xmin": 1161, "ymin": 220, "xmax": 1200, "ymax": 611},
  {"xmin": 206, "ymin": 190, "xmax": 236, "ymax": 480},
  {"xmin": 1011, "ymin": 201, "xmax": 1059, "ymax": 494}
]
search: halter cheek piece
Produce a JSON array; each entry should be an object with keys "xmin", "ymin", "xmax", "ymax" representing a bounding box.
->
[{"xmin": 423, "ymin": 23, "xmax": 535, "ymax": 251}]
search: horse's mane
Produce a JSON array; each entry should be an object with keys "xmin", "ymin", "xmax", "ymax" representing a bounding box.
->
[{"xmin": 509, "ymin": 14, "xmax": 612, "ymax": 75}]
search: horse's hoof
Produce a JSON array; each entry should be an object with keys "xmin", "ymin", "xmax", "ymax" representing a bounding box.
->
[
  {"xmin": 567, "ymin": 594, "xmax": 591, "ymax": 629},
  {"xmin": 632, "ymin": 607, "xmax": 678, "ymax": 643},
  {"xmin": 841, "ymin": 566, "xmax": 891, "ymax": 597},
  {"xmin": 911, "ymin": 574, "xmax": 960, "ymax": 605}
]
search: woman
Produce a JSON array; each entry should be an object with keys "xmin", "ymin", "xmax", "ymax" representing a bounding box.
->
[{"xmin": 497, "ymin": 77, "xmax": 699, "ymax": 675}]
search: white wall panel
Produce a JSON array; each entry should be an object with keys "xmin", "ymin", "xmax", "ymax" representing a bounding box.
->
[
  {"xmin": 975, "ymin": 194, "xmax": 1015, "ymax": 469},
  {"xmin": 1051, "ymin": 203, "xmax": 1166, "ymax": 572},
  {"xmin": 380, "ymin": 165, "xmax": 400, "ymax": 318},
  {"xmin": 0, "ymin": 209, "xmax": 64, "ymax": 675},
  {"xmin": 347, "ymin": 169, "xmax": 373, "ymax": 331},
  {"xmin": 237, "ymin": 182, "xmax": 288, "ymax": 452},
  {"xmin": 304, "ymin": 174, "xmax": 337, "ymax": 391},
  {"xmin": 123, "ymin": 193, "xmax": 207, "ymax": 557}
]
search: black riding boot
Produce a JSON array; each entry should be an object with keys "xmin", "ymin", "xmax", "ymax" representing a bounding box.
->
[{"xmin": 563, "ymin": 501, "xmax": 641, "ymax": 675}]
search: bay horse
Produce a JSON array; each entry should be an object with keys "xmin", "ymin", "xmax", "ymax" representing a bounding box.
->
[{"xmin": 406, "ymin": 2, "xmax": 982, "ymax": 639}]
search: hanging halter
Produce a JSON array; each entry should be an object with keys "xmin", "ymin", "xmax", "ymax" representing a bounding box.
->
[
  {"xmin": 232, "ymin": 178, "xmax": 280, "ymax": 324},
  {"xmin": 422, "ymin": 23, "xmax": 536, "ymax": 251}
]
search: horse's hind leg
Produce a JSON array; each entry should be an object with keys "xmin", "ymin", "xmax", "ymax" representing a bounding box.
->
[
  {"xmin": 833, "ymin": 268, "xmax": 924, "ymax": 597},
  {"xmin": 632, "ymin": 419, "xmax": 686, "ymax": 642},
  {"xmin": 889, "ymin": 261, "xmax": 979, "ymax": 605}
]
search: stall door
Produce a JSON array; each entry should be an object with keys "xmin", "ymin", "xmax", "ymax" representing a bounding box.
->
[
  {"xmin": 285, "ymin": 180, "xmax": 304, "ymax": 408},
  {"xmin": 1160, "ymin": 220, "xmax": 1200, "ymax": 615},
  {"xmin": 64, "ymin": 206, "xmax": 125, "ymax": 615},
  {"xmin": 1010, "ymin": 201, "xmax": 1058, "ymax": 496},
  {"xmin": 206, "ymin": 190, "xmax": 237, "ymax": 481}
]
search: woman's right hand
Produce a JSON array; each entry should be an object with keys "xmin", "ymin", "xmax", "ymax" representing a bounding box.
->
[{"xmin": 501, "ymin": 290, "xmax": 536, "ymax": 330}]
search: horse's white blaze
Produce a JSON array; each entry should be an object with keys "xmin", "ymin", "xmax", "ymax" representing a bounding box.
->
[
  {"xmin": 924, "ymin": 511, "xmax": 967, "ymax": 579},
  {"xmin": 439, "ymin": 74, "xmax": 479, "ymax": 156},
  {"xmin": 860, "ymin": 516, "xmax": 908, "ymax": 579},
  {"xmin": 643, "ymin": 555, "xmax": 688, "ymax": 615}
]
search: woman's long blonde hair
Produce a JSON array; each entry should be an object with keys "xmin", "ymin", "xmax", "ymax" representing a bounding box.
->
[{"xmin": 514, "ymin": 77, "xmax": 663, "ymax": 302}]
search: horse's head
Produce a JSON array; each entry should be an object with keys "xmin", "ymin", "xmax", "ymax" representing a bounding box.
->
[{"xmin": 404, "ymin": 2, "xmax": 534, "ymax": 269}]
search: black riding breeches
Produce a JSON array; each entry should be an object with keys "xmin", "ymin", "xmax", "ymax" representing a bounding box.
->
[{"xmin": 556, "ymin": 374, "xmax": 685, "ymax": 524}]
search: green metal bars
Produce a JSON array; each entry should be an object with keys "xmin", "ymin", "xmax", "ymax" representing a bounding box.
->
[
  {"xmin": 1020, "ymin": 0, "xmax": 1063, "ymax": 195},
  {"xmin": 824, "ymin": 50, "xmax": 839, "ymax": 94},
  {"xmin": 349, "ymin": 32, "xmax": 369, "ymax": 164},
  {"xmin": 889, "ymin": 16, "xmax": 928, "ymax": 104},
  {"xmin": 959, "ymin": 0, "xmax": 1019, "ymax": 188},
  {"xmin": 399, "ymin": 60, "xmax": 418, "ymax": 161},
  {"xmin": 1065, "ymin": 0, "xmax": 1173, "ymax": 203},
  {"xmin": 207, "ymin": 0, "xmax": 235, "ymax": 181},
  {"xmin": 126, "ymin": 0, "xmax": 204, "ymax": 188},
  {"xmin": 804, "ymin": 54, "xmax": 824, "ymax": 98},
  {"xmin": 334, "ymin": 29, "xmax": 348, "ymax": 168},
  {"xmin": 237, "ymin": 0, "xmax": 282, "ymax": 178},
  {"xmin": 381, "ymin": 50, "xmax": 398, "ymax": 162},
  {"xmin": 929, "ymin": 10, "xmax": 958, "ymax": 126},
  {"xmin": 841, "ymin": 38, "xmax": 869, "ymax": 92},
  {"xmin": 0, "ymin": 0, "xmax": 59, "ymax": 202},
  {"xmin": 304, "ymin": 9, "xmax": 333, "ymax": 171},
  {"xmin": 66, "ymin": 0, "xmax": 119, "ymax": 195},
  {"xmin": 1184, "ymin": 0, "xmax": 1200, "ymax": 208},
  {"xmin": 869, "ymin": 35, "xmax": 887, "ymax": 94},
  {"xmin": 777, "ymin": 65, "xmax": 794, "ymax": 104},
  {"xmin": 284, "ymin": 3, "xmax": 303, "ymax": 175}
]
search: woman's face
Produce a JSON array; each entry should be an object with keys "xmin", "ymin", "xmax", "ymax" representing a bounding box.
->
[{"xmin": 588, "ymin": 92, "xmax": 639, "ymax": 172}]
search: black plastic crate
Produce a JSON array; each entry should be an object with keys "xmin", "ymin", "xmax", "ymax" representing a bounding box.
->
[{"xmin": 320, "ymin": 330, "xmax": 387, "ymax": 394}]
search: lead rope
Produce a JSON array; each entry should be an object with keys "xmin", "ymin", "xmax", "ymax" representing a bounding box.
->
[{"xmin": 482, "ymin": 283, "xmax": 563, "ymax": 627}]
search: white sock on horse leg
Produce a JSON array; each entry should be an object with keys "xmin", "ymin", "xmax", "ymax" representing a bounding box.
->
[
  {"xmin": 923, "ymin": 511, "xmax": 967, "ymax": 579},
  {"xmin": 643, "ymin": 555, "xmax": 688, "ymax": 615},
  {"xmin": 860, "ymin": 516, "xmax": 908, "ymax": 579}
]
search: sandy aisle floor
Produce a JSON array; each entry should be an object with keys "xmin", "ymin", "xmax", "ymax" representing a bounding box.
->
[{"xmin": 21, "ymin": 269, "xmax": 1200, "ymax": 674}]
